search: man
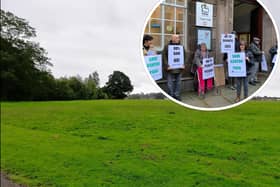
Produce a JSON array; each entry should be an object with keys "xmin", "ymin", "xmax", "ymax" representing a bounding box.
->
[
  {"xmin": 163, "ymin": 34, "xmax": 186, "ymax": 101},
  {"xmin": 143, "ymin": 34, "xmax": 156, "ymax": 56},
  {"xmin": 248, "ymin": 37, "xmax": 264, "ymax": 85}
]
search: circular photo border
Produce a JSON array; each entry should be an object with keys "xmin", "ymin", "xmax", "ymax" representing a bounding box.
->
[{"xmin": 140, "ymin": 0, "xmax": 279, "ymax": 111}]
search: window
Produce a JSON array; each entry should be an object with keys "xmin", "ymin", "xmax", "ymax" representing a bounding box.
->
[{"xmin": 144, "ymin": 0, "xmax": 187, "ymax": 51}]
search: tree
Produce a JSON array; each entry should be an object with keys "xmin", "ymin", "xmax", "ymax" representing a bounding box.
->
[
  {"xmin": 84, "ymin": 71, "xmax": 100, "ymax": 99},
  {"xmin": 1, "ymin": 9, "xmax": 53, "ymax": 100},
  {"xmin": 68, "ymin": 76, "xmax": 86, "ymax": 99},
  {"xmin": 105, "ymin": 71, "xmax": 133, "ymax": 99},
  {"xmin": 54, "ymin": 77, "xmax": 75, "ymax": 100}
]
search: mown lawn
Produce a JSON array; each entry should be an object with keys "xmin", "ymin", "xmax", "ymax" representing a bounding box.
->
[{"xmin": 1, "ymin": 100, "xmax": 280, "ymax": 186}]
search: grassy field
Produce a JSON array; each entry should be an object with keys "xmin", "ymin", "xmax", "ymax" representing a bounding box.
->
[{"xmin": 1, "ymin": 100, "xmax": 280, "ymax": 186}]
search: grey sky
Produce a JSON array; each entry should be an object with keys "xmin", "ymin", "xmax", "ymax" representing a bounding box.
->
[{"xmin": 2, "ymin": 0, "xmax": 279, "ymax": 96}]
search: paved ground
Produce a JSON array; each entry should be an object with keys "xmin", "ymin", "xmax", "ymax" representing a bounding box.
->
[
  {"xmin": 181, "ymin": 73, "xmax": 268, "ymax": 108},
  {"xmin": 1, "ymin": 173, "xmax": 25, "ymax": 187}
]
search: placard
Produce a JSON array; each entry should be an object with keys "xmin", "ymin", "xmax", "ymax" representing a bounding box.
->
[
  {"xmin": 168, "ymin": 45, "xmax": 184, "ymax": 69},
  {"xmin": 202, "ymin": 57, "xmax": 215, "ymax": 80},
  {"xmin": 261, "ymin": 54, "xmax": 268, "ymax": 71},
  {"xmin": 196, "ymin": 2, "xmax": 213, "ymax": 27},
  {"xmin": 197, "ymin": 29, "xmax": 211, "ymax": 50},
  {"xmin": 221, "ymin": 34, "xmax": 235, "ymax": 53},
  {"xmin": 144, "ymin": 55, "xmax": 162, "ymax": 81},
  {"xmin": 228, "ymin": 52, "xmax": 246, "ymax": 77}
]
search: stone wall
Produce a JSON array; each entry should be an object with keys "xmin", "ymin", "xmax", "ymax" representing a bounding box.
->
[{"xmin": 262, "ymin": 10, "xmax": 277, "ymax": 68}]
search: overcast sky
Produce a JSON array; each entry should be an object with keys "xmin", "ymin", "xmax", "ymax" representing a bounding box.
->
[{"xmin": 2, "ymin": 0, "xmax": 280, "ymax": 96}]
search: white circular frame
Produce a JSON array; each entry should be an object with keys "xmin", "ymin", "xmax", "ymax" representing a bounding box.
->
[{"xmin": 140, "ymin": 0, "xmax": 279, "ymax": 111}]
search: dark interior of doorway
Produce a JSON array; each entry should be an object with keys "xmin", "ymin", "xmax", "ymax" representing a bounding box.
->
[{"xmin": 234, "ymin": 0, "xmax": 262, "ymax": 47}]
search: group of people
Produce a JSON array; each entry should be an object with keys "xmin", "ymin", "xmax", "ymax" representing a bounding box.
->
[
  {"xmin": 143, "ymin": 33, "xmax": 275, "ymax": 102},
  {"xmin": 223, "ymin": 33, "xmax": 264, "ymax": 102},
  {"xmin": 143, "ymin": 34, "xmax": 185, "ymax": 100}
]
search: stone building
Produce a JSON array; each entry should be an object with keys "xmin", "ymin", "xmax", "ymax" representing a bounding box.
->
[{"xmin": 144, "ymin": 0, "xmax": 277, "ymax": 91}]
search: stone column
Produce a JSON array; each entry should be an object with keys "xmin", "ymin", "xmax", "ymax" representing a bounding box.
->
[{"xmin": 215, "ymin": 0, "xmax": 234, "ymax": 64}]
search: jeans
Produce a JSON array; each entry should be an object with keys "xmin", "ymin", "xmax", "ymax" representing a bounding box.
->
[
  {"xmin": 249, "ymin": 62, "xmax": 259, "ymax": 82},
  {"xmin": 236, "ymin": 77, "xmax": 248, "ymax": 98},
  {"xmin": 167, "ymin": 73, "xmax": 182, "ymax": 100}
]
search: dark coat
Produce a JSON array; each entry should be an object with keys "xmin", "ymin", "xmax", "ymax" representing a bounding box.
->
[
  {"xmin": 248, "ymin": 42, "xmax": 262, "ymax": 63},
  {"xmin": 245, "ymin": 50, "xmax": 254, "ymax": 75}
]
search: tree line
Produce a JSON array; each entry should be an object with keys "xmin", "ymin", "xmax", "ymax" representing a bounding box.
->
[{"xmin": 1, "ymin": 10, "xmax": 133, "ymax": 101}]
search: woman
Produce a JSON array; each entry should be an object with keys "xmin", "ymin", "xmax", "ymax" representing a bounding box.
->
[
  {"xmin": 235, "ymin": 41, "xmax": 254, "ymax": 102},
  {"xmin": 193, "ymin": 43, "xmax": 213, "ymax": 98}
]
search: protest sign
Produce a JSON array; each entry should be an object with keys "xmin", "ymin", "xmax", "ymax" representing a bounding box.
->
[
  {"xmin": 144, "ymin": 55, "xmax": 162, "ymax": 81},
  {"xmin": 261, "ymin": 54, "xmax": 268, "ymax": 71},
  {"xmin": 221, "ymin": 34, "xmax": 235, "ymax": 53},
  {"xmin": 202, "ymin": 57, "xmax": 215, "ymax": 80},
  {"xmin": 168, "ymin": 45, "xmax": 184, "ymax": 69},
  {"xmin": 228, "ymin": 52, "xmax": 246, "ymax": 77}
]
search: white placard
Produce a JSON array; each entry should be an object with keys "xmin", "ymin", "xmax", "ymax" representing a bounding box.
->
[
  {"xmin": 196, "ymin": 2, "xmax": 213, "ymax": 27},
  {"xmin": 221, "ymin": 34, "xmax": 235, "ymax": 53},
  {"xmin": 228, "ymin": 52, "xmax": 246, "ymax": 77},
  {"xmin": 261, "ymin": 54, "xmax": 268, "ymax": 71},
  {"xmin": 202, "ymin": 57, "xmax": 215, "ymax": 80},
  {"xmin": 145, "ymin": 55, "xmax": 163, "ymax": 81},
  {"xmin": 168, "ymin": 45, "xmax": 184, "ymax": 69}
]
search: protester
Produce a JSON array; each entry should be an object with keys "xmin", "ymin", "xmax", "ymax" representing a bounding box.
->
[
  {"xmin": 269, "ymin": 44, "xmax": 277, "ymax": 59},
  {"xmin": 193, "ymin": 43, "xmax": 213, "ymax": 98},
  {"xmin": 272, "ymin": 53, "xmax": 277, "ymax": 69},
  {"xmin": 143, "ymin": 34, "xmax": 156, "ymax": 56},
  {"xmin": 269, "ymin": 44, "xmax": 278, "ymax": 69},
  {"xmin": 163, "ymin": 34, "xmax": 186, "ymax": 101},
  {"xmin": 248, "ymin": 37, "xmax": 264, "ymax": 85},
  {"xmin": 232, "ymin": 31, "xmax": 241, "ymax": 53},
  {"xmin": 223, "ymin": 31, "xmax": 240, "ymax": 90},
  {"xmin": 235, "ymin": 41, "xmax": 254, "ymax": 102}
]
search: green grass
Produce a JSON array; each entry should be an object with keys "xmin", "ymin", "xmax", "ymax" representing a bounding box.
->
[{"xmin": 1, "ymin": 100, "xmax": 280, "ymax": 186}]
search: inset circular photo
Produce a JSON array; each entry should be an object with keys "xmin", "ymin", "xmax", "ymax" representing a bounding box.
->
[{"xmin": 142, "ymin": 0, "xmax": 278, "ymax": 110}]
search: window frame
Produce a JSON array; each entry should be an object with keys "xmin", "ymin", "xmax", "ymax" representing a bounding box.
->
[{"xmin": 145, "ymin": 0, "xmax": 188, "ymax": 51}]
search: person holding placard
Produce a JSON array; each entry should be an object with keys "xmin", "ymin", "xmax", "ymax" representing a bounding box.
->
[
  {"xmin": 248, "ymin": 37, "xmax": 264, "ymax": 85},
  {"xmin": 235, "ymin": 41, "xmax": 254, "ymax": 102},
  {"xmin": 269, "ymin": 44, "xmax": 277, "ymax": 69},
  {"xmin": 272, "ymin": 54, "xmax": 277, "ymax": 69},
  {"xmin": 163, "ymin": 34, "xmax": 186, "ymax": 101},
  {"xmin": 193, "ymin": 43, "xmax": 213, "ymax": 98},
  {"xmin": 222, "ymin": 31, "xmax": 240, "ymax": 90},
  {"xmin": 143, "ymin": 34, "xmax": 156, "ymax": 56},
  {"xmin": 232, "ymin": 31, "xmax": 241, "ymax": 53}
]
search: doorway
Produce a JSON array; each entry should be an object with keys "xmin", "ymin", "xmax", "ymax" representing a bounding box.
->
[{"xmin": 233, "ymin": 0, "xmax": 262, "ymax": 47}]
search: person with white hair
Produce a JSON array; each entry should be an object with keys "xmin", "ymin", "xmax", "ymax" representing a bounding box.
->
[
  {"xmin": 193, "ymin": 42, "xmax": 213, "ymax": 98},
  {"xmin": 163, "ymin": 34, "xmax": 186, "ymax": 101}
]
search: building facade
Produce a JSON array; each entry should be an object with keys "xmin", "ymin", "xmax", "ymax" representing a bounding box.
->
[{"xmin": 144, "ymin": 0, "xmax": 277, "ymax": 91}]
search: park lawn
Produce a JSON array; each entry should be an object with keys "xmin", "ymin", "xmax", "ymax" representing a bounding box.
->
[{"xmin": 1, "ymin": 100, "xmax": 280, "ymax": 186}]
